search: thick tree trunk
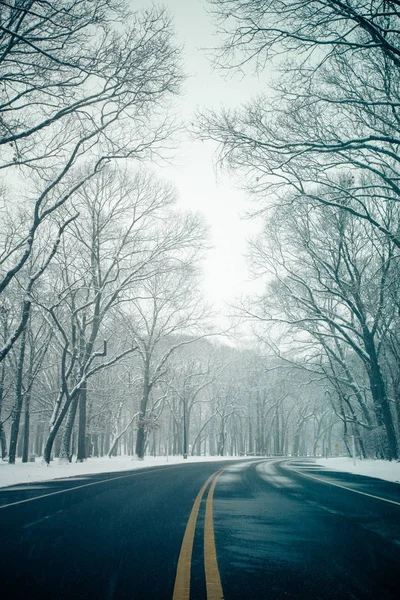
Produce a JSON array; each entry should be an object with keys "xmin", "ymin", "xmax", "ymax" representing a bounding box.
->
[
  {"xmin": 136, "ymin": 424, "xmax": 146, "ymax": 460},
  {"xmin": 8, "ymin": 325, "xmax": 28, "ymax": 464},
  {"xmin": 43, "ymin": 387, "xmax": 80, "ymax": 464},
  {"xmin": 0, "ymin": 421, "xmax": 7, "ymax": 460},
  {"xmin": 43, "ymin": 423, "xmax": 59, "ymax": 464},
  {"xmin": 136, "ymin": 363, "xmax": 150, "ymax": 460},
  {"xmin": 293, "ymin": 424, "xmax": 302, "ymax": 457},
  {"xmin": 59, "ymin": 396, "xmax": 79, "ymax": 461},
  {"xmin": 394, "ymin": 383, "xmax": 400, "ymax": 436},
  {"xmin": 218, "ymin": 417, "xmax": 227, "ymax": 456},
  {"xmin": 365, "ymin": 338, "xmax": 398, "ymax": 459}
]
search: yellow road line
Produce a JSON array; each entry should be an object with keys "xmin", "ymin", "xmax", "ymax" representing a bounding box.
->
[
  {"xmin": 173, "ymin": 471, "xmax": 219, "ymax": 600},
  {"xmin": 204, "ymin": 471, "xmax": 224, "ymax": 600}
]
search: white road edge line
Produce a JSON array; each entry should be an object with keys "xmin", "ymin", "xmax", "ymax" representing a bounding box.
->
[
  {"xmin": 286, "ymin": 462, "xmax": 400, "ymax": 507},
  {"xmin": 0, "ymin": 466, "xmax": 177, "ymax": 510}
]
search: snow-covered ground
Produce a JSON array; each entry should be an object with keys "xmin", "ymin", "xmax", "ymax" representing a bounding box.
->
[
  {"xmin": 314, "ymin": 457, "xmax": 400, "ymax": 484},
  {"xmin": 0, "ymin": 455, "xmax": 242, "ymax": 489},
  {"xmin": 2, "ymin": 455, "xmax": 400, "ymax": 489}
]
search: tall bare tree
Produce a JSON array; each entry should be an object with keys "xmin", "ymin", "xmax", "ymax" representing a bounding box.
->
[
  {"xmin": 245, "ymin": 197, "xmax": 399, "ymax": 458},
  {"xmin": 201, "ymin": 1, "xmax": 400, "ymax": 246},
  {"xmin": 38, "ymin": 168, "xmax": 201, "ymax": 464},
  {"xmin": 125, "ymin": 255, "xmax": 211, "ymax": 459},
  {"xmin": 0, "ymin": 1, "xmax": 183, "ymax": 362}
]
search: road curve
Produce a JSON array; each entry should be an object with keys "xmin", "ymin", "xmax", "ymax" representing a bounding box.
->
[{"xmin": 0, "ymin": 458, "xmax": 399, "ymax": 599}]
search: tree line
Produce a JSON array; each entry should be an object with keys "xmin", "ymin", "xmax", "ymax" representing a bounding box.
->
[
  {"xmin": 201, "ymin": 0, "xmax": 400, "ymax": 460},
  {"xmin": 1, "ymin": 0, "xmax": 399, "ymax": 465}
]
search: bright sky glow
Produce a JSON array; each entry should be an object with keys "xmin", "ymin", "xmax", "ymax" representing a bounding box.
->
[{"xmin": 138, "ymin": 0, "xmax": 267, "ymax": 319}]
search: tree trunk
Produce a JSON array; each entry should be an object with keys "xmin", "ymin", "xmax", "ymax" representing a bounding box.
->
[
  {"xmin": 8, "ymin": 325, "xmax": 28, "ymax": 464},
  {"xmin": 35, "ymin": 422, "xmax": 43, "ymax": 456},
  {"xmin": 394, "ymin": 382, "xmax": 400, "ymax": 436},
  {"xmin": 0, "ymin": 421, "xmax": 7, "ymax": 460},
  {"xmin": 59, "ymin": 396, "xmax": 79, "ymax": 461},
  {"xmin": 136, "ymin": 423, "xmax": 146, "ymax": 460},
  {"xmin": 274, "ymin": 405, "xmax": 280, "ymax": 455},
  {"xmin": 182, "ymin": 397, "xmax": 188, "ymax": 458},
  {"xmin": 293, "ymin": 424, "xmax": 302, "ymax": 457},
  {"xmin": 218, "ymin": 417, "xmax": 227, "ymax": 456},
  {"xmin": 209, "ymin": 414, "xmax": 216, "ymax": 456},
  {"xmin": 92, "ymin": 434, "xmax": 99, "ymax": 457},
  {"xmin": 0, "ymin": 358, "xmax": 7, "ymax": 460},
  {"xmin": 136, "ymin": 362, "xmax": 150, "ymax": 460},
  {"xmin": 248, "ymin": 415, "xmax": 253, "ymax": 454},
  {"xmin": 43, "ymin": 387, "xmax": 80, "ymax": 464},
  {"xmin": 365, "ymin": 337, "xmax": 398, "ymax": 459},
  {"xmin": 77, "ymin": 382, "xmax": 87, "ymax": 461},
  {"xmin": 21, "ymin": 390, "xmax": 32, "ymax": 463}
]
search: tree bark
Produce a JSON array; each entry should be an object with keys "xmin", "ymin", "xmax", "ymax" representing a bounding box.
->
[
  {"xmin": 0, "ymin": 358, "xmax": 7, "ymax": 460},
  {"xmin": 77, "ymin": 381, "xmax": 87, "ymax": 461},
  {"xmin": 365, "ymin": 335, "xmax": 398, "ymax": 459},
  {"xmin": 43, "ymin": 387, "xmax": 79, "ymax": 464},
  {"xmin": 136, "ymin": 361, "xmax": 150, "ymax": 460},
  {"xmin": 0, "ymin": 421, "xmax": 7, "ymax": 460},
  {"xmin": 8, "ymin": 323, "xmax": 28, "ymax": 464},
  {"xmin": 21, "ymin": 389, "xmax": 32, "ymax": 463},
  {"xmin": 59, "ymin": 396, "xmax": 79, "ymax": 461}
]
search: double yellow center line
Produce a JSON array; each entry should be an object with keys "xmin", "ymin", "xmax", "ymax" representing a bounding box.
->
[{"xmin": 173, "ymin": 470, "xmax": 224, "ymax": 600}]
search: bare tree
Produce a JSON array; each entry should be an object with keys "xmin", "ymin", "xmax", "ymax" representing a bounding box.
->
[
  {"xmin": 201, "ymin": 1, "xmax": 400, "ymax": 246},
  {"xmin": 8, "ymin": 309, "xmax": 51, "ymax": 464},
  {"xmin": 245, "ymin": 196, "xmax": 399, "ymax": 458},
  {"xmin": 0, "ymin": 1, "xmax": 183, "ymax": 362},
  {"xmin": 124, "ymin": 249, "xmax": 211, "ymax": 459},
  {"xmin": 38, "ymin": 168, "xmax": 190, "ymax": 463},
  {"xmin": 162, "ymin": 354, "xmax": 218, "ymax": 457}
]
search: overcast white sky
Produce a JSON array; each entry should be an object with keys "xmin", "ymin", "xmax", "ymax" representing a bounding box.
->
[{"xmin": 137, "ymin": 0, "xmax": 267, "ymax": 319}]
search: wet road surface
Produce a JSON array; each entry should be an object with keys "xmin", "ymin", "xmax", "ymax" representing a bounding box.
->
[{"xmin": 0, "ymin": 458, "xmax": 400, "ymax": 599}]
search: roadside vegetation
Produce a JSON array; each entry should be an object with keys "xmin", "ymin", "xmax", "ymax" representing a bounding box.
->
[{"xmin": 1, "ymin": 1, "xmax": 399, "ymax": 465}]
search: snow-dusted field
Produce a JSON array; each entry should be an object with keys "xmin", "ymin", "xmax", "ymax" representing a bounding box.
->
[
  {"xmin": 314, "ymin": 457, "xmax": 400, "ymax": 484},
  {"xmin": 0, "ymin": 455, "xmax": 242, "ymax": 489}
]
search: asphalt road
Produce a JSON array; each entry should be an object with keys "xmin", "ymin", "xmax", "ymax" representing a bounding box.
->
[{"xmin": 1, "ymin": 458, "xmax": 400, "ymax": 599}]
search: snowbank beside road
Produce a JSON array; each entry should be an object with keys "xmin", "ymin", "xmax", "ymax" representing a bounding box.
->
[
  {"xmin": 0, "ymin": 455, "xmax": 241, "ymax": 489},
  {"xmin": 3, "ymin": 455, "xmax": 398, "ymax": 490},
  {"xmin": 314, "ymin": 457, "xmax": 400, "ymax": 484}
]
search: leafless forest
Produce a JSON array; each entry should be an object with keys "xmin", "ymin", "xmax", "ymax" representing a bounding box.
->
[{"xmin": 1, "ymin": 1, "xmax": 400, "ymax": 465}]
